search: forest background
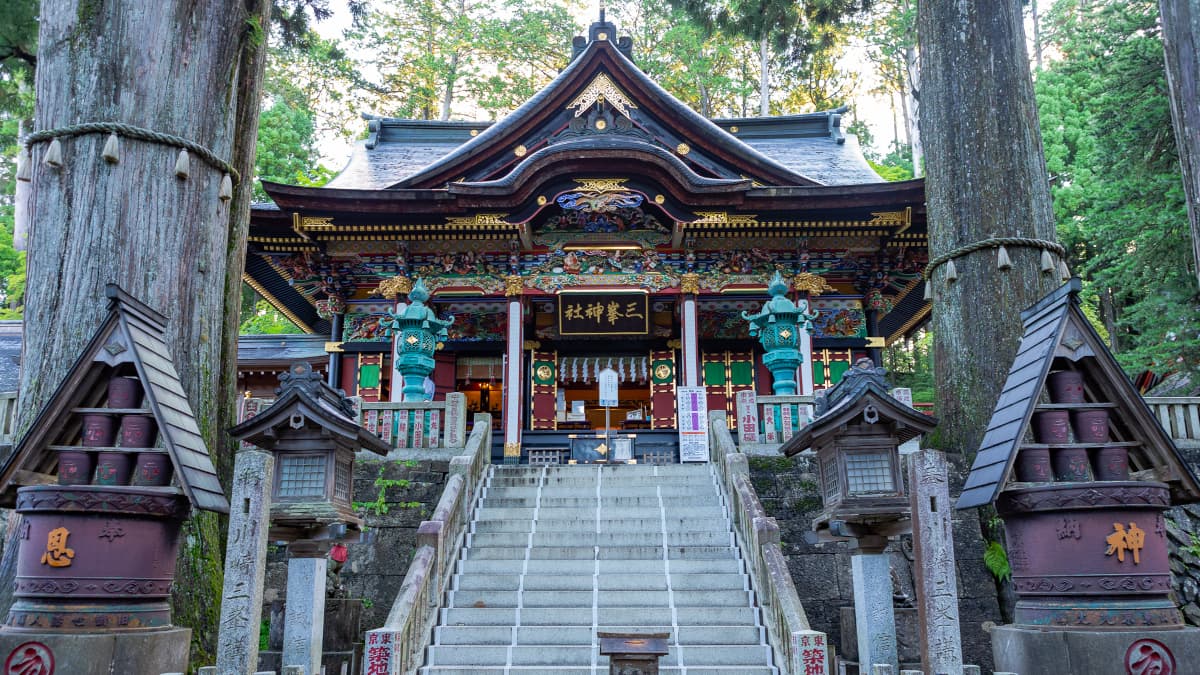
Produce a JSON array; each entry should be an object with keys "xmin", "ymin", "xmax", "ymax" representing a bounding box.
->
[{"xmin": 1, "ymin": 0, "xmax": 1196, "ymax": 401}]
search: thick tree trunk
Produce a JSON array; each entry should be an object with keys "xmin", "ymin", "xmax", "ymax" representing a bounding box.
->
[
  {"xmin": 905, "ymin": 45, "xmax": 923, "ymax": 177},
  {"xmin": 1159, "ymin": 0, "xmax": 1200, "ymax": 288},
  {"xmin": 918, "ymin": 0, "xmax": 1060, "ymax": 456},
  {"xmin": 9, "ymin": 0, "xmax": 270, "ymax": 666},
  {"xmin": 760, "ymin": 36, "xmax": 770, "ymax": 116}
]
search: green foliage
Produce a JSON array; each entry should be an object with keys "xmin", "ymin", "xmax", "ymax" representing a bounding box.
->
[
  {"xmin": 353, "ymin": 460, "xmax": 422, "ymax": 516},
  {"xmin": 1036, "ymin": 0, "xmax": 1200, "ymax": 375},
  {"xmin": 259, "ymin": 618, "xmax": 270, "ymax": 651},
  {"xmin": 883, "ymin": 329, "xmax": 932, "ymax": 402},
  {"xmin": 747, "ymin": 455, "xmax": 794, "ymax": 472},
  {"xmin": 239, "ymin": 298, "xmax": 302, "ymax": 335},
  {"xmin": 983, "ymin": 540, "xmax": 1012, "ymax": 583}
]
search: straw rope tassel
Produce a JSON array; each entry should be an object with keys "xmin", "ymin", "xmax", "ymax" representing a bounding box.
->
[
  {"xmin": 43, "ymin": 139, "xmax": 62, "ymax": 168},
  {"xmin": 1058, "ymin": 258, "xmax": 1071, "ymax": 282},
  {"xmin": 1041, "ymin": 249, "xmax": 1055, "ymax": 273},
  {"xmin": 996, "ymin": 245, "xmax": 1012, "ymax": 270},
  {"xmin": 923, "ymin": 281, "xmax": 933, "ymax": 301},
  {"xmin": 101, "ymin": 133, "xmax": 120, "ymax": 164},
  {"xmin": 943, "ymin": 259, "xmax": 958, "ymax": 283},
  {"xmin": 219, "ymin": 174, "xmax": 233, "ymax": 202},
  {"xmin": 174, "ymin": 149, "xmax": 190, "ymax": 179},
  {"xmin": 16, "ymin": 148, "xmax": 31, "ymax": 182}
]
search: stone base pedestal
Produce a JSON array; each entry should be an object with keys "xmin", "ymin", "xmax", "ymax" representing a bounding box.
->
[
  {"xmin": 0, "ymin": 626, "xmax": 189, "ymax": 674},
  {"xmin": 991, "ymin": 624, "xmax": 1200, "ymax": 674}
]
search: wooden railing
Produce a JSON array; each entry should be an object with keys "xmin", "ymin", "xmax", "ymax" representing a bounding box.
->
[
  {"xmin": 363, "ymin": 413, "xmax": 492, "ymax": 675},
  {"xmin": 709, "ymin": 410, "xmax": 828, "ymax": 674},
  {"xmin": 1145, "ymin": 397, "xmax": 1200, "ymax": 448}
]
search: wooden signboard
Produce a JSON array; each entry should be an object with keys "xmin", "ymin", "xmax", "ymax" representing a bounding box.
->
[{"xmin": 558, "ymin": 293, "xmax": 648, "ymax": 336}]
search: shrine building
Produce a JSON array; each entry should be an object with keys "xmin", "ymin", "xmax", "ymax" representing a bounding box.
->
[{"xmin": 245, "ymin": 15, "xmax": 929, "ymax": 463}]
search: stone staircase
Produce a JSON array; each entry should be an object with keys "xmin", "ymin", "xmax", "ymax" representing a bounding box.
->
[{"xmin": 418, "ymin": 462, "xmax": 778, "ymax": 674}]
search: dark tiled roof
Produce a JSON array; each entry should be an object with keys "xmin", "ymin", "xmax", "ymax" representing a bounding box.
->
[
  {"xmin": 237, "ymin": 334, "xmax": 328, "ymax": 364},
  {"xmin": 957, "ymin": 280, "xmax": 1200, "ymax": 509}
]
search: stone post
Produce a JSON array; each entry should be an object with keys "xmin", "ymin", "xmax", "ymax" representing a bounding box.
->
[
  {"xmin": 851, "ymin": 546, "xmax": 898, "ymax": 673},
  {"xmin": 908, "ymin": 449, "xmax": 964, "ymax": 675},
  {"xmin": 282, "ymin": 544, "xmax": 328, "ymax": 675},
  {"xmin": 444, "ymin": 392, "xmax": 467, "ymax": 448},
  {"xmin": 216, "ymin": 450, "xmax": 275, "ymax": 674}
]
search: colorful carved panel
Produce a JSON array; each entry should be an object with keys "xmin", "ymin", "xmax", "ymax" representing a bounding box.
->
[
  {"xmin": 649, "ymin": 350, "xmax": 677, "ymax": 429},
  {"xmin": 342, "ymin": 312, "xmax": 392, "ymax": 343},
  {"xmin": 810, "ymin": 298, "xmax": 867, "ymax": 339}
]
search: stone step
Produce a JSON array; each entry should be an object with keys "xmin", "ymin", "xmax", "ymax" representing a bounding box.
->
[
  {"xmin": 473, "ymin": 507, "xmax": 728, "ymax": 521},
  {"xmin": 490, "ymin": 464, "xmax": 713, "ymax": 476},
  {"xmin": 461, "ymin": 545, "xmax": 739, "ymax": 560},
  {"xmin": 453, "ymin": 572, "xmax": 749, "ymax": 592},
  {"xmin": 488, "ymin": 475, "xmax": 712, "ymax": 488},
  {"xmin": 422, "ymin": 662, "xmax": 777, "ymax": 667},
  {"xmin": 483, "ymin": 485, "xmax": 717, "ymax": 498},
  {"xmin": 439, "ymin": 605, "xmax": 762, "ymax": 627},
  {"xmin": 455, "ymin": 558, "xmax": 746, "ymax": 576},
  {"xmin": 433, "ymin": 624, "xmax": 765, "ymax": 646},
  {"xmin": 480, "ymin": 495, "xmax": 719, "ymax": 508},
  {"xmin": 445, "ymin": 589, "xmax": 754, "ymax": 609},
  {"xmin": 424, "ymin": 644, "xmax": 772, "ymax": 668},
  {"xmin": 466, "ymin": 530, "xmax": 733, "ymax": 548},
  {"xmin": 470, "ymin": 516, "xmax": 725, "ymax": 533}
]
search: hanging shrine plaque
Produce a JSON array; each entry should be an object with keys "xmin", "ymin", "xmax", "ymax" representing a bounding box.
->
[{"xmin": 558, "ymin": 293, "xmax": 649, "ymax": 336}]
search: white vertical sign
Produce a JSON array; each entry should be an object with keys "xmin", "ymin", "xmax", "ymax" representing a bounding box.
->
[
  {"xmin": 599, "ymin": 368, "xmax": 619, "ymax": 407},
  {"xmin": 677, "ymin": 386, "xmax": 709, "ymax": 462},
  {"xmin": 892, "ymin": 387, "xmax": 921, "ymax": 454}
]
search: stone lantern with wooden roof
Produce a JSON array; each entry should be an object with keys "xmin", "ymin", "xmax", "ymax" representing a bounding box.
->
[
  {"xmin": 229, "ymin": 360, "xmax": 390, "ymax": 539},
  {"xmin": 958, "ymin": 279, "xmax": 1200, "ymax": 674},
  {"xmin": 782, "ymin": 357, "xmax": 937, "ymax": 548},
  {"xmin": 0, "ymin": 285, "xmax": 228, "ymax": 674}
]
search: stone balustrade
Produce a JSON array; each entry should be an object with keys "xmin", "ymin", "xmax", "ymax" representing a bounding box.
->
[
  {"xmin": 360, "ymin": 413, "xmax": 492, "ymax": 675},
  {"xmin": 709, "ymin": 410, "xmax": 829, "ymax": 675}
]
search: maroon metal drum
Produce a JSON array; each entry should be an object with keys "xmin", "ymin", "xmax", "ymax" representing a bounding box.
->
[
  {"xmin": 997, "ymin": 482, "xmax": 1180, "ymax": 629},
  {"xmin": 80, "ymin": 414, "xmax": 115, "ymax": 447},
  {"xmin": 1047, "ymin": 370, "xmax": 1085, "ymax": 404},
  {"xmin": 130, "ymin": 453, "xmax": 173, "ymax": 487},
  {"xmin": 55, "ymin": 451, "xmax": 94, "ymax": 486},
  {"xmin": 106, "ymin": 376, "xmax": 142, "ymax": 409},
  {"xmin": 1015, "ymin": 447, "xmax": 1052, "ymax": 482},
  {"xmin": 1072, "ymin": 410, "xmax": 1110, "ymax": 443},
  {"xmin": 6, "ymin": 485, "xmax": 189, "ymax": 632},
  {"xmin": 118, "ymin": 415, "xmax": 157, "ymax": 448},
  {"xmin": 1033, "ymin": 411, "xmax": 1071, "ymax": 444}
]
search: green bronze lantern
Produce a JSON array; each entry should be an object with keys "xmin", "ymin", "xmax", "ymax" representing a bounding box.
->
[
  {"xmin": 381, "ymin": 278, "xmax": 454, "ymax": 401},
  {"xmin": 742, "ymin": 271, "xmax": 818, "ymax": 395}
]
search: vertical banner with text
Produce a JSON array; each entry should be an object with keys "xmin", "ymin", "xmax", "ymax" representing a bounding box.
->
[{"xmin": 677, "ymin": 386, "xmax": 709, "ymax": 462}]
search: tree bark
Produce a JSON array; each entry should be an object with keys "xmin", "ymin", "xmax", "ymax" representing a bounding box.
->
[
  {"xmin": 9, "ymin": 0, "xmax": 270, "ymax": 666},
  {"xmin": 918, "ymin": 0, "xmax": 1060, "ymax": 456},
  {"xmin": 759, "ymin": 36, "xmax": 770, "ymax": 116},
  {"xmin": 1159, "ymin": 0, "xmax": 1200, "ymax": 288},
  {"xmin": 905, "ymin": 45, "xmax": 923, "ymax": 177}
]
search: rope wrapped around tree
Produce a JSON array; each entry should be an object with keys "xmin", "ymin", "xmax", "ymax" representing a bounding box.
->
[{"xmin": 923, "ymin": 236, "xmax": 1066, "ymax": 280}]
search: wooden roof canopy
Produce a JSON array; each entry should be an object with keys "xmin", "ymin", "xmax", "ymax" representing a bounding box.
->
[
  {"xmin": 0, "ymin": 285, "xmax": 229, "ymax": 513},
  {"xmin": 246, "ymin": 14, "xmax": 930, "ymax": 337},
  {"xmin": 957, "ymin": 279, "xmax": 1200, "ymax": 509}
]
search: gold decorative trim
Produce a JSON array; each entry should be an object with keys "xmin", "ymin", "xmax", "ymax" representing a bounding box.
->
[
  {"xmin": 445, "ymin": 213, "xmax": 511, "ymax": 228},
  {"xmin": 730, "ymin": 126, "xmax": 739, "ymax": 133},
  {"xmin": 680, "ymin": 273, "xmax": 700, "ymax": 295},
  {"xmin": 690, "ymin": 211, "xmax": 759, "ymax": 227},
  {"xmin": 574, "ymin": 178, "xmax": 628, "ymax": 193},
  {"xmin": 242, "ymin": 274, "xmax": 315, "ymax": 333},
  {"xmin": 566, "ymin": 73, "xmax": 637, "ymax": 120},
  {"xmin": 377, "ymin": 276, "xmax": 412, "ymax": 299},
  {"xmin": 325, "ymin": 341, "xmax": 344, "ymax": 353},
  {"xmin": 594, "ymin": 119, "xmax": 607, "ymax": 130},
  {"xmin": 505, "ymin": 275, "xmax": 524, "ymax": 297},
  {"xmin": 537, "ymin": 195, "xmax": 547, "ymax": 206},
  {"xmin": 523, "ymin": 340, "xmax": 541, "ymax": 350},
  {"xmin": 792, "ymin": 273, "xmax": 836, "ymax": 296},
  {"xmin": 503, "ymin": 442, "xmax": 521, "ymax": 458},
  {"xmin": 299, "ymin": 216, "xmax": 335, "ymax": 229},
  {"xmin": 597, "ymin": 31, "xmax": 608, "ymax": 41},
  {"xmin": 514, "ymin": 145, "xmax": 527, "ymax": 157},
  {"xmin": 666, "ymin": 339, "xmax": 683, "ymax": 350},
  {"xmin": 676, "ymin": 143, "xmax": 690, "ymax": 155},
  {"xmin": 865, "ymin": 337, "xmax": 886, "ymax": 348},
  {"xmin": 654, "ymin": 194, "xmax": 665, "ymax": 204},
  {"xmin": 469, "ymin": 129, "xmax": 479, "ymax": 137},
  {"xmin": 869, "ymin": 207, "xmax": 913, "ymax": 233}
]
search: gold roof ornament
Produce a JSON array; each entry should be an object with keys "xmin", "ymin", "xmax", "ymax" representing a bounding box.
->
[
  {"xmin": 444, "ymin": 213, "xmax": 512, "ymax": 228},
  {"xmin": 679, "ymin": 273, "xmax": 701, "ymax": 295},
  {"xmin": 574, "ymin": 178, "xmax": 628, "ymax": 193},
  {"xmin": 377, "ymin": 276, "xmax": 412, "ymax": 300},
  {"xmin": 690, "ymin": 211, "xmax": 759, "ymax": 227},
  {"xmin": 505, "ymin": 275, "xmax": 524, "ymax": 297},
  {"xmin": 792, "ymin": 272, "xmax": 836, "ymax": 296},
  {"xmin": 567, "ymin": 73, "xmax": 638, "ymax": 120}
]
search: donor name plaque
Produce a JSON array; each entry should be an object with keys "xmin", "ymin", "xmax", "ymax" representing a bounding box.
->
[{"xmin": 558, "ymin": 292, "xmax": 649, "ymax": 336}]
